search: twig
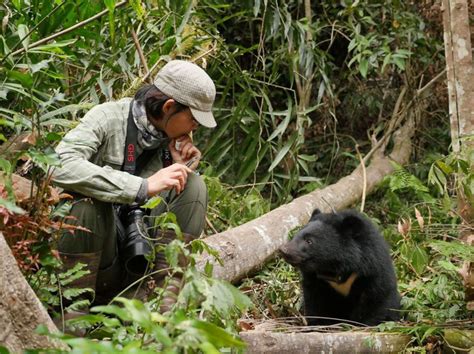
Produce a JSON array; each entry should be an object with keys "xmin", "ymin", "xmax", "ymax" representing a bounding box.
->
[
  {"xmin": 362, "ymin": 87, "xmax": 408, "ymax": 164},
  {"xmin": 417, "ymin": 69, "xmax": 447, "ymax": 97},
  {"xmin": 191, "ymin": 41, "xmax": 218, "ymax": 64},
  {"xmin": 8, "ymin": 0, "xmax": 128, "ymax": 57},
  {"xmin": 142, "ymin": 57, "xmax": 166, "ymax": 83},
  {"xmin": 355, "ymin": 145, "xmax": 367, "ymax": 213},
  {"xmin": 228, "ymin": 181, "xmax": 274, "ymax": 189},
  {"xmin": 131, "ymin": 27, "xmax": 150, "ymax": 81},
  {"xmin": 206, "ymin": 216, "xmax": 218, "ymax": 234}
]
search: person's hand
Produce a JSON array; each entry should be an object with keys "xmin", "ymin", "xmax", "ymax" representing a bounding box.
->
[
  {"xmin": 169, "ymin": 135, "xmax": 201, "ymax": 170},
  {"xmin": 146, "ymin": 163, "xmax": 192, "ymax": 197}
]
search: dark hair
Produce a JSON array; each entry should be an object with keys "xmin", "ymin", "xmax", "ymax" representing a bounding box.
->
[{"xmin": 134, "ymin": 85, "xmax": 187, "ymax": 119}]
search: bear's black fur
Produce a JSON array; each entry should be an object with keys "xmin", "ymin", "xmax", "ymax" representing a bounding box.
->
[{"xmin": 280, "ymin": 209, "xmax": 400, "ymax": 326}]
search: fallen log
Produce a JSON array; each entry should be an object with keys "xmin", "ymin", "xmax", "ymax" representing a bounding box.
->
[
  {"xmin": 197, "ymin": 116, "xmax": 415, "ymax": 282},
  {"xmin": 443, "ymin": 329, "xmax": 474, "ymax": 353},
  {"xmin": 240, "ymin": 330, "xmax": 411, "ymax": 354}
]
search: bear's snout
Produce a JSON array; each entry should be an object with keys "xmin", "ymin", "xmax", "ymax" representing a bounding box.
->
[{"xmin": 279, "ymin": 244, "xmax": 303, "ymax": 266}]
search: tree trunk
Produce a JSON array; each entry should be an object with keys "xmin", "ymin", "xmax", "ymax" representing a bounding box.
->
[
  {"xmin": 442, "ymin": 0, "xmax": 474, "ymax": 309},
  {"xmin": 197, "ymin": 116, "xmax": 415, "ymax": 282},
  {"xmin": 0, "ymin": 233, "xmax": 66, "ymax": 352},
  {"xmin": 442, "ymin": 0, "xmax": 473, "ymax": 152}
]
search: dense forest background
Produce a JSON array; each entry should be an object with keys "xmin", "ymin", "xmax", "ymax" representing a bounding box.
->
[{"xmin": 0, "ymin": 0, "xmax": 473, "ymax": 353}]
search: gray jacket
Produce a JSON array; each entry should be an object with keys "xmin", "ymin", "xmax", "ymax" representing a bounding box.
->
[{"xmin": 52, "ymin": 98, "xmax": 165, "ymax": 204}]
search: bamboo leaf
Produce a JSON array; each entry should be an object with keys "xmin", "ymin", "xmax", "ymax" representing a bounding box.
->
[
  {"xmin": 267, "ymin": 100, "xmax": 292, "ymax": 141},
  {"xmin": 17, "ymin": 24, "xmax": 29, "ymax": 50},
  {"xmin": 268, "ymin": 134, "xmax": 297, "ymax": 172},
  {"xmin": 40, "ymin": 103, "xmax": 94, "ymax": 122}
]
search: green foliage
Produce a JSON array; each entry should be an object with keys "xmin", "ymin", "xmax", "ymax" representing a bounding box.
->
[
  {"xmin": 239, "ymin": 257, "xmax": 301, "ymax": 320},
  {"xmin": 374, "ymin": 156, "xmax": 471, "ymax": 326},
  {"xmin": 32, "ymin": 262, "xmax": 94, "ymax": 315},
  {"xmin": 43, "ymin": 239, "xmax": 251, "ymax": 353},
  {"xmin": 0, "ymin": 0, "xmax": 463, "ymax": 351},
  {"xmin": 0, "ymin": 0, "xmax": 443, "ymax": 207},
  {"xmin": 203, "ymin": 173, "xmax": 270, "ymax": 233},
  {"xmin": 428, "ymin": 146, "xmax": 473, "ymax": 200}
]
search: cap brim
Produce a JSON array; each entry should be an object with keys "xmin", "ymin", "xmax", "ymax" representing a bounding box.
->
[{"xmin": 190, "ymin": 107, "xmax": 217, "ymax": 128}]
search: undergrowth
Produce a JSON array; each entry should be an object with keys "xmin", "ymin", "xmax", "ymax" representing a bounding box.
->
[{"xmin": 238, "ymin": 148, "xmax": 473, "ymax": 352}]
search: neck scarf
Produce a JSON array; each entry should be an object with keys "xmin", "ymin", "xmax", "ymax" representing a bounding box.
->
[{"xmin": 132, "ymin": 99, "xmax": 169, "ymax": 150}]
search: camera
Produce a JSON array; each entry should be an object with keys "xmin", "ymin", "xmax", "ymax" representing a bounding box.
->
[{"xmin": 117, "ymin": 203, "xmax": 153, "ymax": 278}]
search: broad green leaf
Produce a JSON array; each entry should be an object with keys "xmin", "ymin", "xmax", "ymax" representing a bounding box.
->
[
  {"xmin": 411, "ymin": 245, "xmax": 429, "ymax": 275},
  {"xmin": 359, "ymin": 58, "xmax": 369, "ymax": 78},
  {"xmin": 115, "ymin": 297, "xmax": 152, "ymax": 330},
  {"xmin": 198, "ymin": 342, "xmax": 220, "ymax": 354},
  {"xmin": 27, "ymin": 148, "xmax": 61, "ymax": 171},
  {"xmin": 220, "ymin": 280, "xmax": 252, "ymax": 310},
  {"xmin": 0, "ymin": 197, "xmax": 25, "ymax": 214},
  {"xmin": 11, "ymin": 0, "xmax": 21, "ymax": 10},
  {"xmin": 436, "ymin": 160, "xmax": 453, "ymax": 174},
  {"xmin": 7, "ymin": 70, "xmax": 33, "ymax": 88},
  {"xmin": 189, "ymin": 319, "xmax": 246, "ymax": 348},
  {"xmin": 381, "ymin": 53, "xmax": 391, "ymax": 73},
  {"xmin": 29, "ymin": 59, "xmax": 50, "ymax": 74},
  {"xmin": 393, "ymin": 57, "xmax": 405, "ymax": 70},
  {"xmin": 0, "ymin": 158, "xmax": 12, "ymax": 173},
  {"xmin": 142, "ymin": 196, "xmax": 162, "ymax": 209},
  {"xmin": 46, "ymin": 132, "xmax": 62, "ymax": 142},
  {"xmin": 17, "ymin": 24, "xmax": 29, "ymax": 50}
]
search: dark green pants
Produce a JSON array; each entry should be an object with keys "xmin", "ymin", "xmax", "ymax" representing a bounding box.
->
[{"xmin": 58, "ymin": 173, "xmax": 207, "ymax": 293}]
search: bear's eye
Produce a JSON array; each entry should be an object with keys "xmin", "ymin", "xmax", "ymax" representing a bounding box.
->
[{"xmin": 305, "ymin": 238, "xmax": 312, "ymax": 245}]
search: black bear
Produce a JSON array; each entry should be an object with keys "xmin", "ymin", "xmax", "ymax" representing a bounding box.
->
[{"xmin": 280, "ymin": 208, "xmax": 400, "ymax": 326}]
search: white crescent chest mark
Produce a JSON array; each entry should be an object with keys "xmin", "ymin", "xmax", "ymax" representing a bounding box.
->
[{"xmin": 327, "ymin": 272, "xmax": 358, "ymax": 297}]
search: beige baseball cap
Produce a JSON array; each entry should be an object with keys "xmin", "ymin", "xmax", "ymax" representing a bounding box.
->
[{"xmin": 153, "ymin": 60, "xmax": 217, "ymax": 128}]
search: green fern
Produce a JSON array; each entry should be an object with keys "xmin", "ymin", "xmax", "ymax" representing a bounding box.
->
[
  {"xmin": 66, "ymin": 299, "xmax": 91, "ymax": 312},
  {"xmin": 57, "ymin": 262, "xmax": 91, "ymax": 286},
  {"xmin": 63, "ymin": 287, "xmax": 94, "ymax": 300},
  {"xmin": 388, "ymin": 162, "xmax": 429, "ymax": 194}
]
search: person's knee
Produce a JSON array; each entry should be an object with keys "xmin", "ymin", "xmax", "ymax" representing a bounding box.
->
[
  {"xmin": 58, "ymin": 197, "xmax": 115, "ymax": 254},
  {"xmin": 183, "ymin": 173, "xmax": 207, "ymax": 206}
]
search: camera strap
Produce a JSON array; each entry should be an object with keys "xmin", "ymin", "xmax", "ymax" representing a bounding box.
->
[{"xmin": 122, "ymin": 101, "xmax": 172, "ymax": 175}]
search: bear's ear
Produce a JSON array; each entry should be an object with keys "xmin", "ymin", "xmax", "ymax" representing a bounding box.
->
[
  {"xmin": 309, "ymin": 208, "xmax": 322, "ymax": 221},
  {"xmin": 338, "ymin": 212, "xmax": 365, "ymax": 239}
]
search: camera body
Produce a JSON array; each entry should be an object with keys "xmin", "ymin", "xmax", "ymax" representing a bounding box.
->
[{"xmin": 117, "ymin": 203, "xmax": 153, "ymax": 278}]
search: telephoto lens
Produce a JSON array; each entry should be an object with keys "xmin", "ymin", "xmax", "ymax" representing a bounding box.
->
[{"xmin": 119, "ymin": 203, "xmax": 153, "ymax": 278}]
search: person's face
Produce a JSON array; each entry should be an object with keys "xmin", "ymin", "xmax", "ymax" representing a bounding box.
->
[{"xmin": 152, "ymin": 99, "xmax": 199, "ymax": 139}]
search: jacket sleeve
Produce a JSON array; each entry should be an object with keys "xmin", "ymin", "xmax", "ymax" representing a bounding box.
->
[{"xmin": 52, "ymin": 106, "xmax": 144, "ymax": 204}]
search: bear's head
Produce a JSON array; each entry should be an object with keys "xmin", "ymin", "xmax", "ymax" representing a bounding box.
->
[{"xmin": 280, "ymin": 209, "xmax": 372, "ymax": 278}]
